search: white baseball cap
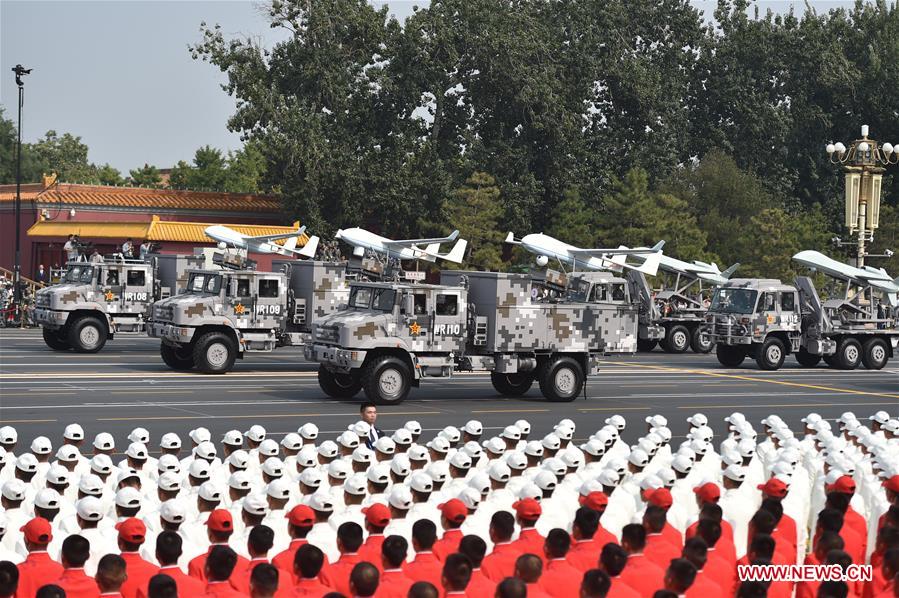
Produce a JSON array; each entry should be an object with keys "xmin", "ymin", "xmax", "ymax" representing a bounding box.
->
[
  {"xmin": 408, "ymin": 445, "xmax": 429, "ymax": 462},
  {"xmin": 801, "ymin": 413, "xmax": 823, "ymax": 425},
  {"xmin": 449, "ymin": 452, "xmax": 472, "ymax": 470},
  {"xmin": 35, "ymin": 488, "xmax": 61, "ymax": 510},
  {"xmin": 389, "ymin": 455, "xmax": 411, "ymax": 477},
  {"xmin": 160, "ymin": 433, "xmax": 181, "ymax": 450},
  {"xmin": 78, "ymin": 474, "xmax": 104, "ymax": 496},
  {"xmin": 125, "ymin": 442, "xmax": 148, "ymax": 460},
  {"xmin": 440, "ymin": 426, "xmax": 461, "ymax": 443},
  {"xmin": 188, "ymin": 427, "xmax": 211, "ymax": 445},
  {"xmin": 266, "ymin": 478, "xmax": 292, "ymax": 501},
  {"xmin": 487, "ymin": 461, "xmax": 511, "ymax": 482},
  {"xmin": 242, "ymin": 493, "xmax": 268, "ymax": 516},
  {"xmin": 425, "ymin": 461, "xmax": 449, "ymax": 483},
  {"xmin": 870, "ymin": 411, "xmax": 891, "ymax": 424},
  {"xmin": 501, "ymin": 425, "xmax": 521, "ymax": 441},
  {"xmin": 352, "ymin": 446, "xmax": 374, "ymax": 464},
  {"xmin": 245, "ymin": 425, "xmax": 267, "ymax": 443},
  {"xmin": 194, "ymin": 441, "xmax": 216, "ymax": 461},
  {"xmin": 344, "ymin": 473, "xmax": 367, "ymax": 496},
  {"xmin": 55, "ymin": 445, "xmax": 80, "ymax": 462},
  {"xmin": 391, "ymin": 428, "xmax": 413, "ymax": 446},
  {"xmin": 771, "ymin": 461, "xmax": 794, "ymax": 476},
  {"xmin": 262, "ymin": 457, "xmax": 285, "ymax": 478},
  {"xmin": 425, "ymin": 437, "xmax": 449, "ymax": 454},
  {"xmin": 467, "ymin": 472, "xmax": 490, "ymax": 496},
  {"xmin": 160, "ymin": 500, "xmax": 187, "ymax": 524},
  {"xmin": 403, "ymin": 421, "xmax": 422, "ymax": 435},
  {"xmin": 93, "ymin": 433, "xmax": 115, "ymax": 451},
  {"xmin": 338, "ymin": 431, "xmax": 360, "ymax": 449},
  {"xmin": 458, "ymin": 487, "xmax": 481, "ymax": 510},
  {"xmin": 722, "ymin": 450, "xmax": 742, "ymax": 467},
  {"xmin": 258, "ymin": 439, "xmax": 279, "ymax": 458},
  {"xmin": 579, "ymin": 479, "xmax": 603, "ymax": 497},
  {"xmin": 156, "ymin": 453, "xmax": 179, "ymax": 472},
  {"xmin": 16, "ymin": 453, "xmax": 38, "ymax": 473},
  {"xmin": 317, "ymin": 441, "xmax": 339, "ymax": 459},
  {"xmin": 645, "ymin": 414, "xmax": 668, "ymax": 428},
  {"xmin": 518, "ymin": 483, "xmax": 542, "ymax": 501},
  {"xmin": 737, "ymin": 439, "xmax": 756, "ymax": 457},
  {"xmin": 672, "ymin": 455, "xmax": 693, "ymax": 474},
  {"xmin": 188, "ymin": 460, "xmax": 210, "ymax": 480},
  {"xmin": 598, "ymin": 469, "xmax": 620, "ymax": 487},
  {"xmin": 534, "ymin": 470, "xmax": 557, "ymax": 490},
  {"xmin": 351, "ymin": 421, "xmax": 372, "ymax": 437},
  {"xmin": 366, "ymin": 463, "xmax": 391, "ymax": 485},
  {"xmin": 463, "ymin": 420, "xmax": 483, "ymax": 436},
  {"xmin": 76, "ymin": 496, "xmax": 103, "ymax": 521},
  {"xmin": 627, "ymin": 448, "xmax": 649, "ymax": 468},
  {"xmin": 554, "ymin": 425, "xmax": 574, "ymax": 441},
  {"xmin": 298, "ymin": 423, "xmax": 319, "ymax": 440},
  {"xmin": 2, "ymin": 480, "xmax": 26, "ymax": 501},
  {"xmin": 31, "ymin": 436, "xmax": 52, "ymax": 455},
  {"xmin": 541, "ymin": 434, "xmax": 561, "ymax": 450},
  {"xmin": 228, "ymin": 471, "xmax": 252, "ymax": 490},
  {"xmin": 723, "ymin": 464, "xmax": 746, "ymax": 482},
  {"xmin": 128, "ymin": 428, "xmax": 150, "ymax": 444},
  {"xmin": 297, "ymin": 446, "xmax": 317, "ymax": 468},
  {"xmin": 686, "ymin": 413, "xmax": 708, "ymax": 427},
  {"xmin": 328, "ymin": 460, "xmax": 352, "ymax": 480},
  {"xmin": 604, "ymin": 415, "xmax": 626, "ymax": 430},
  {"xmin": 300, "ymin": 469, "xmax": 323, "ymax": 488},
  {"xmin": 409, "ymin": 472, "xmax": 433, "ymax": 493},
  {"xmin": 505, "ymin": 451, "xmax": 528, "ymax": 471},
  {"xmin": 63, "ymin": 424, "xmax": 85, "ymax": 441},
  {"xmin": 228, "ymin": 450, "xmax": 250, "ymax": 469},
  {"xmin": 199, "ymin": 482, "xmax": 222, "ymax": 502},
  {"xmin": 515, "ymin": 419, "xmax": 533, "ymax": 435},
  {"xmin": 560, "ymin": 449, "xmax": 583, "ymax": 469},
  {"xmin": 542, "ymin": 457, "xmax": 566, "ymax": 477},
  {"xmin": 0, "ymin": 426, "xmax": 17, "ymax": 444},
  {"xmin": 281, "ymin": 433, "xmax": 303, "ymax": 451},
  {"xmin": 157, "ymin": 472, "xmax": 182, "ymax": 493},
  {"xmin": 222, "ymin": 430, "xmax": 243, "ymax": 447},
  {"xmin": 306, "ymin": 491, "xmax": 334, "ymax": 513},
  {"xmin": 483, "ymin": 437, "xmax": 506, "ymax": 456},
  {"xmin": 115, "ymin": 487, "xmax": 142, "ymax": 508},
  {"xmin": 46, "ymin": 464, "xmax": 69, "ymax": 485},
  {"xmin": 657, "ymin": 468, "xmax": 676, "ymax": 487},
  {"xmin": 524, "ymin": 441, "xmax": 544, "ymax": 457},
  {"xmin": 387, "ymin": 485, "xmax": 413, "ymax": 510},
  {"xmin": 581, "ymin": 439, "xmax": 605, "ymax": 457}
]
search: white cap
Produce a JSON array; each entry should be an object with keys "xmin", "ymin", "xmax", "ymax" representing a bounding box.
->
[
  {"xmin": 653, "ymin": 427, "xmax": 672, "ymax": 442},
  {"xmin": 242, "ymin": 493, "xmax": 268, "ymax": 516},
  {"xmin": 542, "ymin": 457, "xmax": 566, "ymax": 477},
  {"xmin": 580, "ymin": 439, "xmax": 605, "ymax": 457},
  {"xmin": 724, "ymin": 412, "xmax": 746, "ymax": 425},
  {"xmin": 723, "ymin": 464, "xmax": 746, "ymax": 482},
  {"xmin": 317, "ymin": 441, "xmax": 339, "ymax": 459},
  {"xmin": 338, "ymin": 431, "xmax": 360, "ymax": 449},
  {"xmin": 228, "ymin": 471, "xmax": 252, "ymax": 490},
  {"xmin": 31, "ymin": 436, "xmax": 52, "ymax": 455},
  {"xmin": 487, "ymin": 461, "xmax": 511, "ymax": 482},
  {"xmin": 483, "ymin": 437, "xmax": 506, "ymax": 455},
  {"xmin": 155, "ymin": 454, "xmax": 179, "ymax": 473},
  {"xmin": 554, "ymin": 425, "xmax": 574, "ymax": 441},
  {"xmin": 449, "ymin": 452, "xmax": 472, "ymax": 470},
  {"xmin": 0, "ymin": 426, "xmax": 17, "ymax": 444},
  {"xmin": 258, "ymin": 439, "xmax": 279, "ymax": 458},
  {"xmin": 779, "ymin": 448, "xmax": 800, "ymax": 464},
  {"xmin": 228, "ymin": 450, "xmax": 250, "ymax": 469},
  {"xmin": 157, "ymin": 471, "xmax": 181, "ymax": 492},
  {"xmin": 838, "ymin": 412, "xmax": 857, "ymax": 424},
  {"xmin": 2, "ymin": 480, "xmax": 26, "ymax": 501},
  {"xmin": 518, "ymin": 483, "xmax": 542, "ymax": 501},
  {"xmin": 128, "ymin": 427, "xmax": 150, "ymax": 444},
  {"xmin": 408, "ymin": 445, "xmax": 428, "ymax": 462},
  {"xmin": 262, "ymin": 457, "xmax": 285, "ymax": 478},
  {"xmin": 541, "ymin": 433, "xmax": 561, "ymax": 450},
  {"xmin": 389, "ymin": 455, "xmax": 411, "ymax": 477},
  {"xmin": 387, "ymin": 485, "xmax": 413, "ymax": 510},
  {"xmin": 55, "ymin": 444, "xmax": 80, "ymax": 462},
  {"xmin": 391, "ymin": 429, "xmax": 413, "ymax": 445},
  {"xmin": 266, "ymin": 478, "xmax": 292, "ymax": 501},
  {"xmin": 607, "ymin": 457, "xmax": 628, "ymax": 474},
  {"xmin": 16, "ymin": 453, "xmax": 38, "ymax": 473},
  {"xmin": 35, "ymin": 488, "xmax": 61, "ymax": 510},
  {"xmin": 403, "ymin": 421, "xmax": 422, "ymax": 435},
  {"xmin": 501, "ymin": 425, "xmax": 521, "ymax": 441},
  {"xmin": 373, "ymin": 437, "xmax": 396, "ymax": 455},
  {"xmin": 657, "ymin": 468, "xmax": 676, "ymax": 487},
  {"xmin": 300, "ymin": 469, "xmax": 323, "ymax": 488},
  {"xmin": 771, "ymin": 461, "xmax": 794, "ymax": 476},
  {"xmin": 115, "ymin": 487, "xmax": 142, "ymax": 509},
  {"xmin": 189, "ymin": 427, "xmax": 211, "ymax": 445},
  {"xmin": 524, "ymin": 441, "xmax": 544, "ymax": 457},
  {"xmin": 627, "ymin": 448, "xmax": 649, "ymax": 468},
  {"xmin": 188, "ymin": 460, "xmax": 210, "ymax": 480},
  {"xmin": 505, "ymin": 451, "xmax": 528, "ymax": 471},
  {"xmin": 63, "ymin": 424, "xmax": 85, "ymax": 441},
  {"xmin": 515, "ymin": 419, "xmax": 533, "ymax": 435},
  {"xmin": 639, "ymin": 474, "xmax": 663, "ymax": 491},
  {"xmin": 298, "ymin": 423, "xmax": 319, "ymax": 440},
  {"xmin": 722, "ymin": 450, "xmax": 742, "ymax": 467},
  {"xmin": 160, "ymin": 500, "xmax": 187, "ymax": 524},
  {"xmin": 222, "ymin": 430, "xmax": 243, "ymax": 447},
  {"xmin": 801, "ymin": 413, "xmax": 822, "ymax": 425},
  {"xmin": 560, "ymin": 449, "xmax": 583, "ymax": 469},
  {"xmin": 194, "ymin": 441, "xmax": 216, "ymax": 461},
  {"xmin": 245, "ymin": 425, "xmax": 266, "ymax": 443},
  {"xmin": 366, "ymin": 463, "xmax": 391, "ymax": 485},
  {"xmin": 686, "ymin": 413, "xmax": 708, "ymax": 428},
  {"xmin": 46, "ymin": 464, "xmax": 69, "ymax": 485},
  {"xmin": 328, "ymin": 460, "xmax": 352, "ymax": 480},
  {"xmin": 604, "ymin": 415, "xmax": 626, "ymax": 430},
  {"xmin": 307, "ymin": 491, "xmax": 334, "ymax": 513},
  {"xmin": 593, "ymin": 430, "xmax": 613, "ymax": 446},
  {"xmin": 78, "ymin": 474, "xmax": 104, "ymax": 496},
  {"xmin": 598, "ymin": 469, "xmax": 620, "ymax": 487},
  {"xmin": 199, "ymin": 482, "xmax": 222, "ymax": 502},
  {"xmin": 737, "ymin": 439, "xmax": 756, "ymax": 457},
  {"xmin": 579, "ymin": 479, "xmax": 604, "ymax": 497},
  {"xmin": 351, "ymin": 421, "xmax": 372, "ymax": 438},
  {"xmin": 281, "ymin": 433, "xmax": 303, "ymax": 451},
  {"xmin": 461, "ymin": 441, "xmax": 483, "ymax": 461},
  {"xmin": 870, "ymin": 411, "xmax": 891, "ymax": 424},
  {"xmin": 425, "ymin": 461, "xmax": 449, "ymax": 483},
  {"xmin": 458, "ymin": 487, "xmax": 481, "ymax": 510},
  {"xmin": 440, "ymin": 426, "xmax": 461, "ymax": 443},
  {"xmin": 352, "ymin": 446, "xmax": 374, "ymax": 464},
  {"xmin": 297, "ymin": 446, "xmax": 317, "ymax": 468},
  {"xmin": 344, "ymin": 473, "xmax": 367, "ymax": 496},
  {"xmin": 463, "ymin": 420, "xmax": 483, "ymax": 436},
  {"xmin": 691, "ymin": 425, "xmax": 714, "ymax": 443},
  {"xmin": 534, "ymin": 470, "xmax": 557, "ymax": 490},
  {"xmin": 646, "ymin": 414, "xmax": 668, "ymax": 428},
  {"xmin": 76, "ymin": 496, "xmax": 103, "ymax": 521},
  {"xmin": 160, "ymin": 433, "xmax": 181, "ymax": 450},
  {"xmin": 885, "ymin": 420, "xmax": 899, "ymax": 433},
  {"xmin": 672, "ymin": 455, "xmax": 693, "ymax": 474},
  {"xmin": 425, "ymin": 436, "xmax": 449, "ymax": 454},
  {"xmin": 468, "ymin": 472, "xmax": 490, "ymax": 496},
  {"xmin": 125, "ymin": 442, "xmax": 148, "ymax": 460},
  {"xmin": 409, "ymin": 472, "xmax": 433, "ymax": 493},
  {"xmin": 93, "ymin": 432, "xmax": 115, "ymax": 451}
]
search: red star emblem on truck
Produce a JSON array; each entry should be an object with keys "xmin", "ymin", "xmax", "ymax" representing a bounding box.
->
[
  {"xmin": 103, "ymin": 289, "xmax": 115, "ymax": 301},
  {"xmin": 409, "ymin": 322, "xmax": 421, "ymax": 335},
  {"xmin": 234, "ymin": 303, "xmax": 246, "ymax": 315}
]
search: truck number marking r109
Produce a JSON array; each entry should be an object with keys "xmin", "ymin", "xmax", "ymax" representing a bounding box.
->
[{"xmin": 256, "ymin": 304, "xmax": 282, "ymax": 315}]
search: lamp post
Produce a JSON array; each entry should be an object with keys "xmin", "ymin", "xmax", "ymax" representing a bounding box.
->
[
  {"xmin": 11, "ymin": 64, "xmax": 31, "ymax": 310},
  {"xmin": 826, "ymin": 125, "xmax": 898, "ymax": 268}
]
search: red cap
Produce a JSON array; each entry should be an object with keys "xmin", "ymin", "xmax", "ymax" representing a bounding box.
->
[
  {"xmin": 438, "ymin": 499, "xmax": 468, "ymax": 524},
  {"xmin": 20, "ymin": 517, "xmax": 52, "ymax": 544},
  {"xmin": 757, "ymin": 478, "xmax": 788, "ymax": 499},
  {"xmin": 579, "ymin": 491, "xmax": 609, "ymax": 511},
  {"xmin": 115, "ymin": 518, "xmax": 146, "ymax": 544},
  {"xmin": 644, "ymin": 488, "xmax": 673, "ymax": 509},
  {"xmin": 286, "ymin": 505, "xmax": 314, "ymax": 528},
  {"xmin": 362, "ymin": 503, "xmax": 391, "ymax": 527},
  {"xmin": 883, "ymin": 475, "xmax": 899, "ymax": 493},
  {"xmin": 512, "ymin": 498, "xmax": 542, "ymax": 521},
  {"xmin": 826, "ymin": 475, "xmax": 856, "ymax": 495},
  {"xmin": 693, "ymin": 482, "xmax": 721, "ymax": 503},
  {"xmin": 205, "ymin": 509, "xmax": 234, "ymax": 533}
]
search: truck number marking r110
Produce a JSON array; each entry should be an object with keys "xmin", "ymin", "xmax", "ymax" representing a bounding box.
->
[{"xmin": 434, "ymin": 323, "xmax": 462, "ymax": 335}]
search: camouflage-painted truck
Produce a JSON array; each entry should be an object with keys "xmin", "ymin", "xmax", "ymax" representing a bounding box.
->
[
  {"xmin": 149, "ymin": 260, "xmax": 348, "ymax": 373},
  {"xmin": 306, "ymin": 270, "xmax": 638, "ymax": 404},
  {"xmin": 33, "ymin": 255, "xmax": 202, "ymax": 353}
]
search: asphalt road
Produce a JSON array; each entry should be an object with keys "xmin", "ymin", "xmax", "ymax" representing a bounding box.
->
[{"xmin": 1, "ymin": 329, "xmax": 896, "ymax": 452}]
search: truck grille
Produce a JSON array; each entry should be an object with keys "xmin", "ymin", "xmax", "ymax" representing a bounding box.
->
[
  {"xmin": 154, "ymin": 305, "xmax": 174, "ymax": 321},
  {"xmin": 315, "ymin": 324, "xmax": 338, "ymax": 343},
  {"xmin": 35, "ymin": 294, "xmax": 50, "ymax": 308}
]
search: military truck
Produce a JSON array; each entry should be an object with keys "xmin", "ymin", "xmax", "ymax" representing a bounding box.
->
[
  {"xmin": 149, "ymin": 259, "xmax": 349, "ymax": 373},
  {"xmin": 306, "ymin": 270, "xmax": 636, "ymax": 405},
  {"xmin": 33, "ymin": 255, "xmax": 203, "ymax": 353},
  {"xmin": 706, "ymin": 276, "xmax": 899, "ymax": 370}
]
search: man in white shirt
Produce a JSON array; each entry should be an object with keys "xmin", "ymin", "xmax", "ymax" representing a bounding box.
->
[{"xmin": 360, "ymin": 403, "xmax": 385, "ymax": 449}]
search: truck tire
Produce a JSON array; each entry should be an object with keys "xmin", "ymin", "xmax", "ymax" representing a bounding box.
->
[
  {"xmin": 160, "ymin": 343, "xmax": 195, "ymax": 371},
  {"xmin": 361, "ymin": 356, "xmax": 411, "ymax": 405},
  {"xmin": 68, "ymin": 316, "xmax": 107, "ymax": 353},
  {"xmin": 538, "ymin": 357, "xmax": 584, "ymax": 402},
  {"xmin": 318, "ymin": 367, "xmax": 362, "ymax": 398},
  {"xmin": 663, "ymin": 324, "xmax": 690, "ymax": 353},
  {"xmin": 756, "ymin": 337, "xmax": 786, "ymax": 371},
  {"xmin": 823, "ymin": 354, "xmax": 839, "ymax": 368},
  {"xmin": 42, "ymin": 328, "xmax": 70, "ymax": 351},
  {"xmin": 490, "ymin": 372, "xmax": 534, "ymax": 397},
  {"xmin": 861, "ymin": 338, "xmax": 889, "ymax": 370},
  {"xmin": 193, "ymin": 332, "xmax": 236, "ymax": 374},
  {"xmin": 836, "ymin": 337, "xmax": 862, "ymax": 370},
  {"xmin": 716, "ymin": 344, "xmax": 745, "ymax": 368},
  {"xmin": 637, "ymin": 339, "xmax": 658, "ymax": 352},
  {"xmin": 690, "ymin": 326, "xmax": 714, "ymax": 353},
  {"xmin": 795, "ymin": 347, "xmax": 821, "ymax": 367}
]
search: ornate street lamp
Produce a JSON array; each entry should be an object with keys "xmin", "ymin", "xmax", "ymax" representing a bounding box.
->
[{"xmin": 826, "ymin": 125, "xmax": 898, "ymax": 267}]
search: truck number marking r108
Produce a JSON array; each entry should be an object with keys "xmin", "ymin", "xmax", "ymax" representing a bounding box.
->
[{"xmin": 124, "ymin": 292, "xmax": 148, "ymax": 301}]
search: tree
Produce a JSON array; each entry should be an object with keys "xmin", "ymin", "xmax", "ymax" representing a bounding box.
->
[
  {"xmin": 93, "ymin": 164, "xmax": 124, "ymax": 186},
  {"xmin": 546, "ymin": 187, "xmax": 596, "ymax": 248},
  {"xmin": 444, "ymin": 172, "xmax": 504, "ymax": 271},
  {"xmin": 0, "ymin": 108, "xmax": 43, "ymax": 184},
  {"xmin": 29, "ymin": 130, "xmax": 93, "ymax": 182},
  {"xmin": 129, "ymin": 164, "xmax": 162, "ymax": 188},
  {"xmin": 167, "ymin": 143, "xmax": 268, "ymax": 193}
]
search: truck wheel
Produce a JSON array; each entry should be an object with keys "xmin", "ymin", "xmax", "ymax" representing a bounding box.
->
[
  {"xmin": 192, "ymin": 332, "xmax": 236, "ymax": 374},
  {"xmin": 795, "ymin": 347, "xmax": 821, "ymax": 367},
  {"xmin": 756, "ymin": 337, "xmax": 786, "ymax": 371},
  {"xmin": 42, "ymin": 328, "xmax": 70, "ymax": 351},
  {"xmin": 690, "ymin": 327, "xmax": 714, "ymax": 353},
  {"xmin": 637, "ymin": 339, "xmax": 658, "ymax": 352},
  {"xmin": 823, "ymin": 354, "xmax": 839, "ymax": 368},
  {"xmin": 861, "ymin": 338, "xmax": 888, "ymax": 370},
  {"xmin": 490, "ymin": 372, "xmax": 534, "ymax": 397},
  {"xmin": 318, "ymin": 367, "xmax": 362, "ymax": 398},
  {"xmin": 160, "ymin": 343, "xmax": 195, "ymax": 371},
  {"xmin": 716, "ymin": 344, "xmax": 745, "ymax": 368},
  {"xmin": 68, "ymin": 316, "xmax": 107, "ymax": 353},
  {"xmin": 836, "ymin": 337, "xmax": 862, "ymax": 370},
  {"xmin": 361, "ymin": 357, "xmax": 411, "ymax": 405},
  {"xmin": 663, "ymin": 325, "xmax": 690, "ymax": 353},
  {"xmin": 538, "ymin": 357, "xmax": 584, "ymax": 402}
]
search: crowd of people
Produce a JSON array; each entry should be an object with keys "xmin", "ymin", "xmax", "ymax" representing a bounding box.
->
[{"xmin": 0, "ymin": 405, "xmax": 897, "ymax": 598}]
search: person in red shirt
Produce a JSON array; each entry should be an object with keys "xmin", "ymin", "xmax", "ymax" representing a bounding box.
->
[
  {"xmin": 231, "ymin": 524, "xmax": 274, "ymax": 595},
  {"xmin": 115, "ymin": 518, "xmax": 159, "ymax": 598},
  {"xmin": 320, "ymin": 521, "xmax": 364, "ymax": 596},
  {"xmin": 643, "ymin": 488, "xmax": 681, "ymax": 549},
  {"xmin": 757, "ymin": 479, "xmax": 797, "ymax": 554},
  {"xmin": 617, "ymin": 524, "xmax": 665, "ymax": 596},
  {"xmin": 663, "ymin": 558, "xmax": 698, "ymax": 596},
  {"xmin": 680, "ymin": 538, "xmax": 722, "ymax": 597},
  {"xmin": 539, "ymin": 528, "xmax": 584, "ymax": 598},
  {"xmin": 513, "ymin": 554, "xmax": 552, "ymax": 598},
  {"xmin": 825, "ymin": 493, "xmax": 868, "ymax": 565},
  {"xmin": 440, "ymin": 553, "xmax": 473, "ymax": 597},
  {"xmin": 692, "ymin": 506, "xmax": 736, "ymax": 565},
  {"xmin": 292, "ymin": 544, "xmax": 335, "ymax": 597},
  {"xmin": 757, "ymin": 499, "xmax": 796, "ymax": 565},
  {"xmin": 643, "ymin": 505, "xmax": 681, "ymax": 570},
  {"xmin": 879, "ymin": 478, "xmax": 899, "ymax": 533},
  {"xmin": 203, "ymin": 546, "xmax": 246, "ymax": 598},
  {"xmin": 432, "ymin": 499, "xmax": 467, "ymax": 562},
  {"xmin": 694, "ymin": 519, "xmax": 735, "ymax": 596},
  {"xmin": 138, "ymin": 531, "xmax": 205, "ymax": 598},
  {"xmin": 96, "ymin": 554, "xmax": 127, "ymax": 598},
  {"xmin": 481, "ymin": 511, "xmax": 524, "ymax": 582},
  {"xmin": 375, "ymin": 535, "xmax": 414, "ymax": 598},
  {"xmin": 814, "ymin": 507, "xmax": 866, "ymax": 567},
  {"xmin": 686, "ymin": 502, "xmax": 735, "ymax": 547},
  {"xmin": 827, "ymin": 476, "xmax": 868, "ymax": 541},
  {"xmin": 866, "ymin": 528, "xmax": 899, "ymax": 598},
  {"xmin": 579, "ymin": 492, "xmax": 618, "ymax": 548},
  {"xmin": 145, "ymin": 574, "xmax": 178, "ymax": 598},
  {"xmin": 458, "ymin": 535, "xmax": 496, "ymax": 597},
  {"xmin": 403, "ymin": 520, "xmax": 442, "ymax": 588},
  {"xmin": 826, "ymin": 549, "xmax": 867, "ymax": 598},
  {"xmin": 271, "ymin": 504, "xmax": 318, "ymax": 586},
  {"xmin": 580, "ymin": 569, "xmax": 614, "ymax": 598},
  {"xmin": 189, "ymin": 510, "xmax": 249, "ymax": 584},
  {"xmin": 567, "ymin": 507, "xmax": 606, "ymax": 572},
  {"xmin": 871, "ymin": 549, "xmax": 898, "ymax": 598},
  {"xmin": 357, "ymin": 504, "xmax": 390, "ymax": 570},
  {"xmin": 248, "ymin": 563, "xmax": 279, "ymax": 598},
  {"xmin": 349, "ymin": 562, "xmax": 380, "ymax": 598},
  {"xmin": 598, "ymin": 544, "xmax": 640, "ymax": 598},
  {"xmin": 55, "ymin": 534, "xmax": 100, "ymax": 598},
  {"xmin": 737, "ymin": 535, "xmax": 792, "ymax": 598},
  {"xmin": 16, "ymin": 517, "xmax": 64, "ymax": 598},
  {"xmin": 509, "ymin": 499, "xmax": 545, "ymax": 561},
  {"xmin": 796, "ymin": 531, "xmax": 844, "ymax": 598}
]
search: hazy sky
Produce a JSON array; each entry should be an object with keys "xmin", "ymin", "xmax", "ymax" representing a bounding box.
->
[{"xmin": 0, "ymin": 1, "xmax": 879, "ymax": 177}]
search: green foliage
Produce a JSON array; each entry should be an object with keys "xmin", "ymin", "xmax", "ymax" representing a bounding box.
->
[
  {"xmin": 128, "ymin": 164, "xmax": 163, "ymax": 188},
  {"xmin": 93, "ymin": 164, "xmax": 124, "ymax": 186},
  {"xmin": 443, "ymin": 172, "xmax": 503, "ymax": 271},
  {"xmin": 0, "ymin": 108, "xmax": 43, "ymax": 184},
  {"xmin": 168, "ymin": 143, "xmax": 268, "ymax": 193},
  {"xmin": 29, "ymin": 130, "xmax": 94, "ymax": 182},
  {"xmin": 546, "ymin": 188, "xmax": 596, "ymax": 248}
]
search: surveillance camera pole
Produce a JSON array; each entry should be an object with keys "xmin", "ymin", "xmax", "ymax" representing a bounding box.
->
[{"xmin": 11, "ymin": 64, "xmax": 31, "ymax": 318}]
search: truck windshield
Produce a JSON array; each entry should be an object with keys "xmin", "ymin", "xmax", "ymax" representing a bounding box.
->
[
  {"xmin": 711, "ymin": 288, "xmax": 757, "ymax": 314},
  {"xmin": 566, "ymin": 280, "xmax": 591, "ymax": 302},
  {"xmin": 371, "ymin": 288, "xmax": 396, "ymax": 312},
  {"xmin": 187, "ymin": 273, "xmax": 222, "ymax": 294},
  {"xmin": 349, "ymin": 287, "xmax": 373, "ymax": 309},
  {"xmin": 64, "ymin": 265, "xmax": 94, "ymax": 283}
]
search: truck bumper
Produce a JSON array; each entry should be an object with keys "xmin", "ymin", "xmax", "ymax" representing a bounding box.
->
[
  {"xmin": 149, "ymin": 321, "xmax": 196, "ymax": 344},
  {"xmin": 34, "ymin": 308, "xmax": 69, "ymax": 329},
  {"xmin": 710, "ymin": 335, "xmax": 752, "ymax": 346},
  {"xmin": 305, "ymin": 344, "xmax": 367, "ymax": 369}
]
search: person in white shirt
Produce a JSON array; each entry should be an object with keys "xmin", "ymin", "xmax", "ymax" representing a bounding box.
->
[
  {"xmin": 304, "ymin": 491, "xmax": 338, "ymax": 562},
  {"xmin": 383, "ymin": 485, "xmax": 415, "ymax": 543},
  {"xmin": 360, "ymin": 403, "xmax": 385, "ymax": 449}
]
